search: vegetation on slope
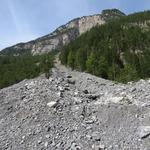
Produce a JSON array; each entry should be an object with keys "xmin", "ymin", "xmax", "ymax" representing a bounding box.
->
[
  {"xmin": 0, "ymin": 46, "xmax": 32, "ymax": 56},
  {"xmin": 60, "ymin": 11, "xmax": 150, "ymax": 83},
  {"xmin": 0, "ymin": 51, "xmax": 55, "ymax": 89}
]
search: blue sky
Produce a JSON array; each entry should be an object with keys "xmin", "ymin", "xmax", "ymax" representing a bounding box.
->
[{"xmin": 0, "ymin": 0, "xmax": 150, "ymax": 50}]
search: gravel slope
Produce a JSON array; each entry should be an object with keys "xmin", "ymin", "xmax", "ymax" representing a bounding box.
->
[{"xmin": 0, "ymin": 58, "xmax": 150, "ymax": 150}]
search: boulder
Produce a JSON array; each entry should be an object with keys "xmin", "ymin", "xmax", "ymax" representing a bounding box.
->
[
  {"xmin": 92, "ymin": 144, "xmax": 105, "ymax": 150},
  {"xmin": 67, "ymin": 75, "xmax": 72, "ymax": 78},
  {"xmin": 67, "ymin": 79, "xmax": 76, "ymax": 84},
  {"xmin": 47, "ymin": 101, "xmax": 57, "ymax": 108},
  {"xmin": 83, "ymin": 89, "xmax": 89, "ymax": 94},
  {"xmin": 137, "ymin": 126, "xmax": 150, "ymax": 139},
  {"xmin": 86, "ymin": 94, "xmax": 100, "ymax": 100}
]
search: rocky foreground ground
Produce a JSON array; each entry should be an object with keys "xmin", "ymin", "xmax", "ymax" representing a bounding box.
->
[{"xmin": 0, "ymin": 59, "xmax": 150, "ymax": 150}]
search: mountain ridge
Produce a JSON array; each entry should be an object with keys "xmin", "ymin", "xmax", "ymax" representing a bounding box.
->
[{"xmin": 0, "ymin": 9, "xmax": 125, "ymax": 56}]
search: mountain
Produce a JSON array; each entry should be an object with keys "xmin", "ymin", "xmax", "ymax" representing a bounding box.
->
[
  {"xmin": 60, "ymin": 10, "xmax": 150, "ymax": 83},
  {"xmin": 1, "ymin": 9, "xmax": 150, "ymax": 150},
  {"xmin": 0, "ymin": 9, "xmax": 125, "ymax": 56},
  {"xmin": 1, "ymin": 9, "xmax": 150, "ymax": 88}
]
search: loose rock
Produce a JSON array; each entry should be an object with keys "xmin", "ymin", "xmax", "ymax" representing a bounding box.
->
[
  {"xmin": 1, "ymin": 57, "xmax": 150, "ymax": 150},
  {"xmin": 137, "ymin": 126, "xmax": 150, "ymax": 139},
  {"xmin": 47, "ymin": 101, "xmax": 57, "ymax": 108}
]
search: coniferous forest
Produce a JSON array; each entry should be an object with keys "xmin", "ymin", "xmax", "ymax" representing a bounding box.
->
[
  {"xmin": 0, "ymin": 52, "xmax": 55, "ymax": 89},
  {"xmin": 1, "ymin": 11, "xmax": 150, "ymax": 89},
  {"xmin": 60, "ymin": 11, "xmax": 150, "ymax": 83}
]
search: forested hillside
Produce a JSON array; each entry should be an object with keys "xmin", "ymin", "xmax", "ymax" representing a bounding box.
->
[
  {"xmin": 0, "ymin": 52, "xmax": 55, "ymax": 89},
  {"xmin": 60, "ymin": 11, "xmax": 150, "ymax": 83}
]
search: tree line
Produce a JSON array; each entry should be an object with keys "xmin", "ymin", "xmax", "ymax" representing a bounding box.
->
[
  {"xmin": 0, "ymin": 52, "xmax": 55, "ymax": 89},
  {"xmin": 60, "ymin": 11, "xmax": 150, "ymax": 83}
]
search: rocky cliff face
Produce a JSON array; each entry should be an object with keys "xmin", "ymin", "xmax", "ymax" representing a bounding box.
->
[
  {"xmin": 1, "ymin": 9, "xmax": 125, "ymax": 56},
  {"xmin": 31, "ymin": 15, "xmax": 105, "ymax": 55}
]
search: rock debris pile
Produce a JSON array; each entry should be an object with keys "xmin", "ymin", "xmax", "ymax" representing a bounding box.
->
[{"xmin": 0, "ymin": 63, "xmax": 150, "ymax": 150}]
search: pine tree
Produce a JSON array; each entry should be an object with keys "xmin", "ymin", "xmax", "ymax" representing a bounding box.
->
[
  {"xmin": 75, "ymin": 48, "xmax": 86, "ymax": 71},
  {"xmin": 86, "ymin": 52, "xmax": 96, "ymax": 74},
  {"xmin": 117, "ymin": 64, "xmax": 138, "ymax": 83},
  {"xmin": 97, "ymin": 56, "xmax": 108, "ymax": 78},
  {"xmin": 67, "ymin": 50, "xmax": 74, "ymax": 69}
]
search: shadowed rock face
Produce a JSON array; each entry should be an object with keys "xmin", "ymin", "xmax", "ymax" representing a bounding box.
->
[{"xmin": 1, "ymin": 9, "xmax": 125, "ymax": 56}]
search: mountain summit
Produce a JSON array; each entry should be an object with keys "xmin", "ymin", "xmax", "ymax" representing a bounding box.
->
[{"xmin": 1, "ymin": 9, "xmax": 125, "ymax": 56}]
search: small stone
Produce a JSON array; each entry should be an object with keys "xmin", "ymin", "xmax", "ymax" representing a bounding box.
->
[
  {"xmin": 91, "ymin": 132, "xmax": 101, "ymax": 141},
  {"xmin": 74, "ymin": 90, "xmax": 79, "ymax": 96},
  {"xmin": 47, "ymin": 126, "xmax": 51, "ymax": 132},
  {"xmin": 68, "ymin": 79, "xmax": 75, "ymax": 84},
  {"xmin": 92, "ymin": 144, "xmax": 105, "ymax": 150},
  {"xmin": 70, "ymin": 142, "xmax": 81, "ymax": 150},
  {"xmin": 44, "ymin": 141, "xmax": 48, "ymax": 147},
  {"xmin": 20, "ymin": 140, "xmax": 24, "ymax": 144},
  {"xmin": 65, "ymin": 83, "xmax": 69, "ymax": 87},
  {"xmin": 7, "ymin": 105, "xmax": 13, "ymax": 111},
  {"xmin": 85, "ymin": 119, "xmax": 95, "ymax": 124},
  {"xmin": 58, "ymin": 86, "xmax": 64, "ymax": 92},
  {"xmin": 27, "ymin": 132, "xmax": 32, "ymax": 136},
  {"xmin": 67, "ymin": 75, "xmax": 72, "ymax": 78},
  {"xmin": 87, "ymin": 77, "xmax": 92, "ymax": 80},
  {"xmin": 141, "ymin": 102, "xmax": 150, "ymax": 107},
  {"xmin": 22, "ymin": 136, "xmax": 26, "ymax": 140},
  {"xmin": 83, "ymin": 89, "xmax": 89, "ymax": 94},
  {"xmin": 49, "ymin": 77, "xmax": 54, "ymax": 82},
  {"xmin": 57, "ymin": 92, "xmax": 63, "ymax": 97},
  {"xmin": 73, "ymin": 97, "xmax": 82, "ymax": 104},
  {"xmin": 21, "ymin": 95, "xmax": 26, "ymax": 100},
  {"xmin": 99, "ymin": 83, "xmax": 106, "ymax": 86},
  {"xmin": 59, "ymin": 78, "xmax": 64, "ymax": 82},
  {"xmin": 130, "ymin": 87, "xmax": 136, "ymax": 92},
  {"xmin": 86, "ymin": 135, "xmax": 92, "ymax": 140},
  {"xmin": 38, "ymin": 138, "xmax": 42, "ymax": 144},
  {"xmin": 140, "ymin": 79, "xmax": 145, "ymax": 83},
  {"xmin": 51, "ymin": 141, "xmax": 56, "ymax": 146},
  {"xmin": 108, "ymin": 96, "xmax": 124, "ymax": 103},
  {"xmin": 47, "ymin": 101, "xmax": 57, "ymax": 108},
  {"xmin": 45, "ymin": 134, "xmax": 50, "ymax": 138},
  {"xmin": 65, "ymin": 87, "xmax": 70, "ymax": 91},
  {"xmin": 137, "ymin": 126, "xmax": 150, "ymax": 139},
  {"xmin": 86, "ymin": 126, "xmax": 92, "ymax": 130},
  {"xmin": 86, "ymin": 94, "xmax": 99, "ymax": 100}
]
